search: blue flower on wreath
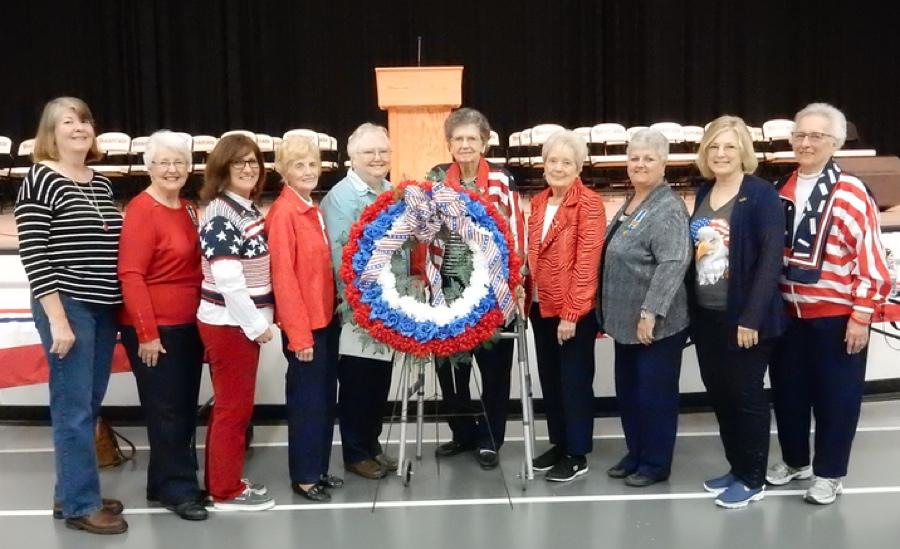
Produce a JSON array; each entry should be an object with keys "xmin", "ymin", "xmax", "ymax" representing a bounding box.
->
[
  {"xmin": 397, "ymin": 317, "xmax": 417, "ymax": 337},
  {"xmin": 413, "ymin": 322, "xmax": 438, "ymax": 342}
]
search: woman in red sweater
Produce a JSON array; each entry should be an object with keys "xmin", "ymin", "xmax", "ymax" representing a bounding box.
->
[
  {"xmin": 266, "ymin": 136, "xmax": 341, "ymax": 502},
  {"xmin": 527, "ymin": 130, "xmax": 605, "ymax": 481},
  {"xmin": 118, "ymin": 130, "xmax": 207, "ymax": 521}
]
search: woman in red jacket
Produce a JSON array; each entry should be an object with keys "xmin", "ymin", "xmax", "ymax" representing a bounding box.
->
[
  {"xmin": 528, "ymin": 130, "xmax": 605, "ymax": 481},
  {"xmin": 266, "ymin": 136, "xmax": 342, "ymax": 502}
]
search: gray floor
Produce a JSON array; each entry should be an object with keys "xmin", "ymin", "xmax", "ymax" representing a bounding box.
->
[{"xmin": 2, "ymin": 402, "xmax": 900, "ymax": 549}]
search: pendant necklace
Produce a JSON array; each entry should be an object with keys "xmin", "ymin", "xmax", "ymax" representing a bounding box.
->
[{"xmin": 73, "ymin": 180, "xmax": 109, "ymax": 231}]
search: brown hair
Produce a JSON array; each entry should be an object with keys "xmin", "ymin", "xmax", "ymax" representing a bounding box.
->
[
  {"xmin": 33, "ymin": 97, "xmax": 103, "ymax": 163},
  {"xmin": 199, "ymin": 134, "xmax": 266, "ymax": 201}
]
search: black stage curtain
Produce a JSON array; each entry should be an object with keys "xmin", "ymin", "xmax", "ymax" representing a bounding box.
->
[{"xmin": 2, "ymin": 0, "xmax": 899, "ymax": 155}]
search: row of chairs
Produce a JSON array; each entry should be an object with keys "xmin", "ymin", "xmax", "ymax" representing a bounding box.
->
[
  {"xmin": 488, "ymin": 120, "xmax": 876, "ymax": 170},
  {"xmin": 0, "ymin": 130, "xmax": 341, "ymax": 179}
]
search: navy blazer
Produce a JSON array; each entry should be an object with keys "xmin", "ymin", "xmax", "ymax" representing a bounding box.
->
[{"xmin": 688, "ymin": 174, "xmax": 787, "ymax": 344}]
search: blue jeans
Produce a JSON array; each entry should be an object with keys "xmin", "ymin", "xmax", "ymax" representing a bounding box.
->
[
  {"xmin": 31, "ymin": 294, "xmax": 118, "ymax": 518},
  {"xmin": 614, "ymin": 328, "xmax": 688, "ymax": 479}
]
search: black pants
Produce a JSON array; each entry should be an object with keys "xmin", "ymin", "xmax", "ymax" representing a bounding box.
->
[
  {"xmin": 770, "ymin": 315, "xmax": 867, "ymax": 478},
  {"xmin": 531, "ymin": 310, "xmax": 598, "ymax": 457},
  {"xmin": 338, "ymin": 354, "xmax": 392, "ymax": 464},
  {"xmin": 121, "ymin": 323, "xmax": 204, "ymax": 505},
  {"xmin": 436, "ymin": 325, "xmax": 514, "ymax": 451},
  {"xmin": 283, "ymin": 320, "xmax": 339, "ymax": 484},
  {"xmin": 693, "ymin": 308, "xmax": 773, "ymax": 489}
]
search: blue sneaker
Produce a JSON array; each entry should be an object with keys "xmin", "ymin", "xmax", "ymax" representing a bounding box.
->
[
  {"xmin": 715, "ymin": 482, "xmax": 765, "ymax": 509},
  {"xmin": 703, "ymin": 472, "xmax": 735, "ymax": 494}
]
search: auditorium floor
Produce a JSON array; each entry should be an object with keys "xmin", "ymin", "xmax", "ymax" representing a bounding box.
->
[{"xmin": 2, "ymin": 401, "xmax": 900, "ymax": 549}]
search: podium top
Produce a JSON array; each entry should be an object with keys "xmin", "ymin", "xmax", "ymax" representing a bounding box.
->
[{"xmin": 375, "ymin": 66, "xmax": 463, "ymax": 110}]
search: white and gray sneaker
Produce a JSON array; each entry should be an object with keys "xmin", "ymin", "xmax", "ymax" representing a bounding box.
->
[
  {"xmin": 804, "ymin": 477, "xmax": 843, "ymax": 505},
  {"xmin": 242, "ymin": 478, "xmax": 268, "ymax": 496},
  {"xmin": 765, "ymin": 461, "xmax": 812, "ymax": 485},
  {"xmin": 213, "ymin": 486, "xmax": 276, "ymax": 512}
]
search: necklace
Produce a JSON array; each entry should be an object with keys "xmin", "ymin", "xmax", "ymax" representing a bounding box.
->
[{"xmin": 72, "ymin": 180, "xmax": 109, "ymax": 231}]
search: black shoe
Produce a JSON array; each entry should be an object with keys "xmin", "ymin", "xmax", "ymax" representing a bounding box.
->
[
  {"xmin": 476, "ymin": 449, "xmax": 499, "ymax": 470},
  {"xmin": 292, "ymin": 482, "xmax": 331, "ymax": 502},
  {"xmin": 545, "ymin": 455, "xmax": 589, "ymax": 482},
  {"xmin": 435, "ymin": 440, "xmax": 475, "ymax": 457},
  {"xmin": 532, "ymin": 445, "xmax": 564, "ymax": 472},
  {"xmin": 624, "ymin": 472, "xmax": 666, "ymax": 487},
  {"xmin": 607, "ymin": 463, "xmax": 635, "ymax": 479},
  {"xmin": 167, "ymin": 501, "xmax": 208, "ymax": 521},
  {"xmin": 319, "ymin": 474, "xmax": 344, "ymax": 489}
]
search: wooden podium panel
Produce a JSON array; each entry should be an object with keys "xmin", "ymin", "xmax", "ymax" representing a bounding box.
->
[
  {"xmin": 836, "ymin": 156, "xmax": 900, "ymax": 209},
  {"xmin": 376, "ymin": 66, "xmax": 463, "ymax": 182}
]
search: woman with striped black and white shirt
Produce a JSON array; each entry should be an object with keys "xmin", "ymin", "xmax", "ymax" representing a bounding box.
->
[{"xmin": 14, "ymin": 97, "xmax": 127, "ymax": 535}]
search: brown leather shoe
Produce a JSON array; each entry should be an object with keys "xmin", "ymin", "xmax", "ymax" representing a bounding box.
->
[
  {"xmin": 344, "ymin": 458, "xmax": 387, "ymax": 480},
  {"xmin": 53, "ymin": 498, "xmax": 124, "ymax": 520},
  {"xmin": 64, "ymin": 508, "xmax": 128, "ymax": 535}
]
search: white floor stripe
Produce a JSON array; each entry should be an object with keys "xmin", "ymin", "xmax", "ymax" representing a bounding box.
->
[
  {"xmin": 4, "ymin": 486, "xmax": 900, "ymax": 517},
  {"xmin": 3, "ymin": 425, "xmax": 900, "ymax": 454}
]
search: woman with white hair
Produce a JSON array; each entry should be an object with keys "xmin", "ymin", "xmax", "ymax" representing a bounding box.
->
[
  {"xmin": 528, "ymin": 130, "xmax": 605, "ymax": 481},
  {"xmin": 597, "ymin": 128, "xmax": 691, "ymax": 488},
  {"xmin": 767, "ymin": 103, "xmax": 891, "ymax": 505},
  {"xmin": 118, "ymin": 130, "xmax": 207, "ymax": 521}
]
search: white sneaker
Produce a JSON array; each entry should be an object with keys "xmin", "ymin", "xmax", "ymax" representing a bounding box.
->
[
  {"xmin": 766, "ymin": 461, "xmax": 812, "ymax": 485},
  {"xmin": 242, "ymin": 478, "xmax": 268, "ymax": 496},
  {"xmin": 804, "ymin": 477, "xmax": 843, "ymax": 505},
  {"xmin": 213, "ymin": 487, "xmax": 275, "ymax": 512}
]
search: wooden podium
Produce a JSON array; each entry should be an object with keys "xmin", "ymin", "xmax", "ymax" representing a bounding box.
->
[{"xmin": 375, "ymin": 66, "xmax": 463, "ymax": 182}]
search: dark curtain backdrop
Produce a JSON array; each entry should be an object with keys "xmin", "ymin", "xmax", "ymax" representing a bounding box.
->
[{"xmin": 2, "ymin": 0, "xmax": 899, "ymax": 154}]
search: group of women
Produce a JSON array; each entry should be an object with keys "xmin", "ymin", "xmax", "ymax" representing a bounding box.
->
[{"xmin": 13, "ymin": 97, "xmax": 892, "ymax": 536}]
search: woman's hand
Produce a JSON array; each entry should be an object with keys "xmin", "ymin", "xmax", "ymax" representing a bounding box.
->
[
  {"xmin": 637, "ymin": 315, "xmax": 656, "ymax": 346},
  {"xmin": 295, "ymin": 347, "xmax": 314, "ymax": 362},
  {"xmin": 845, "ymin": 315, "xmax": 870, "ymax": 354},
  {"xmin": 255, "ymin": 327, "xmax": 274, "ymax": 345},
  {"xmin": 736, "ymin": 326, "xmax": 759, "ymax": 349},
  {"xmin": 138, "ymin": 338, "xmax": 167, "ymax": 367},
  {"xmin": 49, "ymin": 317, "xmax": 76, "ymax": 359},
  {"xmin": 557, "ymin": 319, "xmax": 576, "ymax": 345}
]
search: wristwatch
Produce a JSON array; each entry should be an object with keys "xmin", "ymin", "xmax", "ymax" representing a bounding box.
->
[{"xmin": 639, "ymin": 309, "xmax": 655, "ymax": 320}]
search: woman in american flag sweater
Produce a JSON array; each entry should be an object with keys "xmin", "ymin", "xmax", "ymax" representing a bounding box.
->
[
  {"xmin": 767, "ymin": 103, "xmax": 891, "ymax": 505},
  {"xmin": 196, "ymin": 134, "xmax": 276, "ymax": 511}
]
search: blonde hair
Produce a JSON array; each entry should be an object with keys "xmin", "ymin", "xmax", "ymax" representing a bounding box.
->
[
  {"xmin": 275, "ymin": 136, "xmax": 320, "ymax": 177},
  {"xmin": 33, "ymin": 97, "xmax": 102, "ymax": 163},
  {"xmin": 696, "ymin": 115, "xmax": 758, "ymax": 179}
]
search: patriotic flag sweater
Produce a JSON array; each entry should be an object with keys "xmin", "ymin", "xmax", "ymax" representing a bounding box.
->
[{"xmin": 776, "ymin": 160, "xmax": 891, "ymax": 319}]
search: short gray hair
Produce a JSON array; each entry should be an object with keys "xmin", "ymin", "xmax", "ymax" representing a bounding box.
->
[
  {"xmin": 144, "ymin": 130, "xmax": 192, "ymax": 169},
  {"xmin": 444, "ymin": 107, "xmax": 491, "ymax": 143},
  {"xmin": 627, "ymin": 128, "xmax": 669, "ymax": 162},
  {"xmin": 542, "ymin": 130, "xmax": 588, "ymax": 172},
  {"xmin": 347, "ymin": 123, "xmax": 389, "ymax": 157},
  {"xmin": 795, "ymin": 102, "xmax": 847, "ymax": 148}
]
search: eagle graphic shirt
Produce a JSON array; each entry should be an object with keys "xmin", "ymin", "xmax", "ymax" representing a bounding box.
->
[{"xmin": 690, "ymin": 193, "xmax": 734, "ymax": 311}]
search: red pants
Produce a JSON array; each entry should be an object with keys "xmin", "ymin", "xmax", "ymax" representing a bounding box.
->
[{"xmin": 198, "ymin": 321, "xmax": 260, "ymax": 501}]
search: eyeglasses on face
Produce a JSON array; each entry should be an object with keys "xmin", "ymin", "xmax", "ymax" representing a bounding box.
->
[
  {"xmin": 358, "ymin": 149, "xmax": 391, "ymax": 159},
  {"xmin": 790, "ymin": 131, "xmax": 835, "ymax": 144},
  {"xmin": 230, "ymin": 159, "xmax": 261, "ymax": 170},
  {"xmin": 151, "ymin": 160, "xmax": 188, "ymax": 170}
]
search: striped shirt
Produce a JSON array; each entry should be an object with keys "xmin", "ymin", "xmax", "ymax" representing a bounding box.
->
[
  {"xmin": 778, "ymin": 164, "xmax": 891, "ymax": 318},
  {"xmin": 14, "ymin": 163, "xmax": 123, "ymax": 304}
]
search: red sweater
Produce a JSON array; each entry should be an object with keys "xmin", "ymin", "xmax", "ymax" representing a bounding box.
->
[
  {"xmin": 266, "ymin": 186, "xmax": 335, "ymax": 351},
  {"xmin": 118, "ymin": 192, "xmax": 202, "ymax": 342},
  {"xmin": 528, "ymin": 179, "xmax": 606, "ymax": 322}
]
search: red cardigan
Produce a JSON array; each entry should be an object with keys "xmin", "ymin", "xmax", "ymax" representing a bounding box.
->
[
  {"xmin": 266, "ymin": 186, "xmax": 335, "ymax": 351},
  {"xmin": 527, "ymin": 178, "xmax": 606, "ymax": 322},
  {"xmin": 118, "ymin": 192, "xmax": 202, "ymax": 342}
]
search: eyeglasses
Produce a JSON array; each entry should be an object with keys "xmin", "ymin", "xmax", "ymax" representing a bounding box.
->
[
  {"xmin": 358, "ymin": 149, "xmax": 391, "ymax": 159},
  {"xmin": 151, "ymin": 160, "xmax": 188, "ymax": 170},
  {"xmin": 790, "ymin": 131, "xmax": 835, "ymax": 144},
  {"xmin": 230, "ymin": 159, "xmax": 261, "ymax": 170}
]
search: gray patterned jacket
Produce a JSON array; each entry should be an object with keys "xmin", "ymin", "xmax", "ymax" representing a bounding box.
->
[{"xmin": 596, "ymin": 182, "xmax": 691, "ymax": 344}]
